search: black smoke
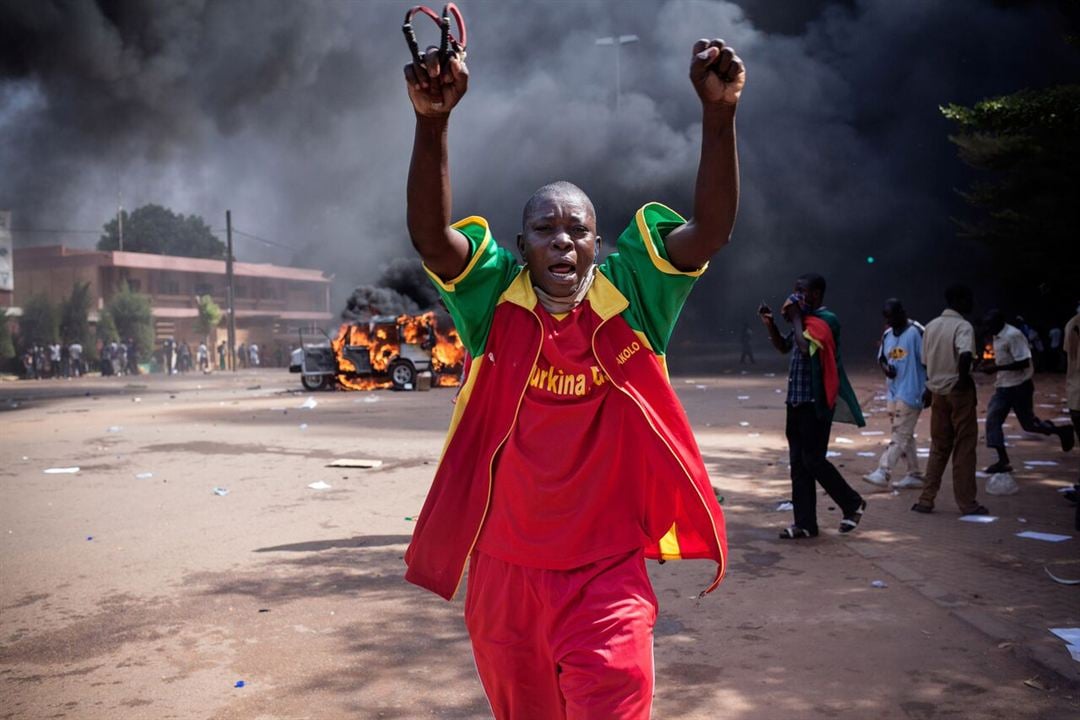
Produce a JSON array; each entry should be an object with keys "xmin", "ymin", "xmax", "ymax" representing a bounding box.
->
[{"xmin": 2, "ymin": 0, "xmax": 1078, "ymax": 353}]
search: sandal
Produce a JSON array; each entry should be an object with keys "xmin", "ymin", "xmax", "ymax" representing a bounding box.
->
[
  {"xmin": 961, "ymin": 504, "xmax": 990, "ymax": 516},
  {"xmin": 839, "ymin": 499, "xmax": 867, "ymax": 534},
  {"xmin": 910, "ymin": 502, "xmax": 933, "ymax": 514},
  {"xmin": 779, "ymin": 526, "xmax": 818, "ymax": 540}
]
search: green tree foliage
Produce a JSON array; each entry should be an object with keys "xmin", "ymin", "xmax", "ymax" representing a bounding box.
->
[
  {"xmin": 59, "ymin": 282, "xmax": 93, "ymax": 345},
  {"xmin": 18, "ymin": 294, "xmax": 58, "ymax": 349},
  {"xmin": 941, "ymin": 85, "xmax": 1080, "ymax": 304},
  {"xmin": 0, "ymin": 308, "xmax": 15, "ymax": 360},
  {"xmin": 96, "ymin": 308, "xmax": 119, "ymax": 345},
  {"xmin": 98, "ymin": 204, "xmax": 225, "ymax": 259},
  {"xmin": 105, "ymin": 283, "xmax": 154, "ymax": 362},
  {"xmin": 194, "ymin": 294, "xmax": 223, "ymax": 342}
]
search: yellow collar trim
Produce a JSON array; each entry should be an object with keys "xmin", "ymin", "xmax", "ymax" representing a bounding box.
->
[{"xmin": 500, "ymin": 266, "xmax": 628, "ymax": 321}]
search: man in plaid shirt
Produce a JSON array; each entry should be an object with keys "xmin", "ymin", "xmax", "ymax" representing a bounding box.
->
[{"xmin": 760, "ymin": 273, "xmax": 866, "ymax": 539}]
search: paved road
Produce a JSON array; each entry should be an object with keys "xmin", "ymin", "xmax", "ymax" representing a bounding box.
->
[{"xmin": 1, "ymin": 368, "xmax": 1077, "ymax": 719}]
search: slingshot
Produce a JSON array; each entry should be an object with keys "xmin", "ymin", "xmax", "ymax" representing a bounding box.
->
[{"xmin": 402, "ymin": 3, "xmax": 468, "ymax": 67}]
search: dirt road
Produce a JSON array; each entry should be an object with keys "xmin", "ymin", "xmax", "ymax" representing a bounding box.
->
[{"xmin": 1, "ymin": 368, "xmax": 1077, "ymax": 719}]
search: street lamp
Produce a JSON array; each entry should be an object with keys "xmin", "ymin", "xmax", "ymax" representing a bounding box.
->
[{"xmin": 595, "ymin": 34, "xmax": 639, "ymax": 111}]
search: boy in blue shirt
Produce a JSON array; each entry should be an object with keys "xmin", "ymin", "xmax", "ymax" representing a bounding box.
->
[{"xmin": 865, "ymin": 298, "xmax": 927, "ymax": 489}]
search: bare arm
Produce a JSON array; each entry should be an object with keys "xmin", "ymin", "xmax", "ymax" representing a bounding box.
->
[
  {"xmin": 758, "ymin": 304, "xmax": 792, "ymax": 354},
  {"xmin": 665, "ymin": 40, "xmax": 745, "ymax": 272},
  {"xmin": 404, "ymin": 48, "xmax": 471, "ymax": 280}
]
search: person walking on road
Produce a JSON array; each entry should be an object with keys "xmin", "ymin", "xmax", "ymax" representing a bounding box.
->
[
  {"xmin": 864, "ymin": 298, "xmax": 926, "ymax": 490},
  {"xmin": 1063, "ymin": 303, "xmax": 1080, "ymax": 529},
  {"xmin": 912, "ymin": 285, "xmax": 986, "ymax": 516},
  {"xmin": 979, "ymin": 309, "xmax": 1074, "ymax": 473},
  {"xmin": 760, "ymin": 273, "xmax": 867, "ymax": 539}
]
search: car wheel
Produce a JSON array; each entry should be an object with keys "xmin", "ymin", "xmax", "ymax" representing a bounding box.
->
[
  {"xmin": 390, "ymin": 360, "xmax": 416, "ymax": 390},
  {"xmin": 301, "ymin": 374, "xmax": 328, "ymax": 391}
]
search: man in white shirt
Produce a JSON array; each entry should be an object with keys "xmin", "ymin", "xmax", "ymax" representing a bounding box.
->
[{"xmin": 979, "ymin": 309, "xmax": 1074, "ymax": 473}]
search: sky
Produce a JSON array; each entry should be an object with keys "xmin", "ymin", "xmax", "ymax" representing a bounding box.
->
[{"xmin": 1, "ymin": 0, "xmax": 1077, "ymax": 345}]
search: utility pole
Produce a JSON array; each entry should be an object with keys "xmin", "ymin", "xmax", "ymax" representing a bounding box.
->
[
  {"xmin": 226, "ymin": 210, "xmax": 237, "ymax": 372},
  {"xmin": 595, "ymin": 34, "xmax": 639, "ymax": 112}
]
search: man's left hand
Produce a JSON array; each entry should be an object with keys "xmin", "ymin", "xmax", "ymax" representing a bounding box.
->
[{"xmin": 690, "ymin": 39, "xmax": 745, "ymax": 107}]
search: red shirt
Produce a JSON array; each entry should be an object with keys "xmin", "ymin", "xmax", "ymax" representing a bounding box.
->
[{"xmin": 476, "ymin": 301, "xmax": 678, "ymax": 569}]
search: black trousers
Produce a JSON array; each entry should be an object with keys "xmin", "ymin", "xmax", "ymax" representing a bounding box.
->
[{"xmin": 786, "ymin": 403, "xmax": 863, "ymax": 533}]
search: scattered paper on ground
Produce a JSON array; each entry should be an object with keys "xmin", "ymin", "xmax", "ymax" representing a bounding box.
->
[
  {"xmin": 327, "ymin": 458, "xmax": 384, "ymax": 469},
  {"xmin": 861, "ymin": 431, "xmax": 884, "ymax": 436},
  {"xmin": 300, "ymin": 397, "xmax": 318, "ymax": 409},
  {"xmin": 307, "ymin": 481, "xmax": 332, "ymax": 490},
  {"xmin": 43, "ymin": 467, "xmax": 80, "ymax": 474},
  {"xmin": 835, "ymin": 437, "xmax": 854, "ymax": 444},
  {"xmin": 1016, "ymin": 531, "xmax": 1071, "ymax": 543},
  {"xmin": 1023, "ymin": 460, "xmax": 1058, "ymax": 467},
  {"xmin": 959, "ymin": 515, "xmax": 998, "ymax": 523}
]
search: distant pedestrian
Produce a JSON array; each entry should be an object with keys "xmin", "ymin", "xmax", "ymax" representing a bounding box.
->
[
  {"xmin": 913, "ymin": 285, "xmax": 985, "ymax": 516},
  {"xmin": 739, "ymin": 321, "xmax": 754, "ymax": 364},
  {"xmin": 68, "ymin": 342, "xmax": 83, "ymax": 377},
  {"xmin": 197, "ymin": 342, "xmax": 209, "ymax": 372},
  {"xmin": 48, "ymin": 342, "xmax": 62, "ymax": 378},
  {"xmin": 1048, "ymin": 325, "xmax": 1064, "ymax": 372},
  {"xmin": 126, "ymin": 338, "xmax": 139, "ymax": 375},
  {"xmin": 1063, "ymin": 302, "xmax": 1080, "ymax": 530},
  {"xmin": 178, "ymin": 342, "xmax": 191, "ymax": 373},
  {"xmin": 979, "ymin": 309, "xmax": 1074, "ymax": 473},
  {"xmin": 237, "ymin": 342, "xmax": 247, "ymax": 369},
  {"xmin": 760, "ymin": 273, "xmax": 867, "ymax": 539},
  {"xmin": 864, "ymin": 298, "xmax": 925, "ymax": 490},
  {"xmin": 248, "ymin": 343, "xmax": 260, "ymax": 368},
  {"xmin": 217, "ymin": 341, "xmax": 226, "ymax": 370}
]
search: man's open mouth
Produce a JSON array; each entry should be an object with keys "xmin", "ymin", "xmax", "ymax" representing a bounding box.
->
[{"xmin": 548, "ymin": 262, "xmax": 576, "ymax": 280}]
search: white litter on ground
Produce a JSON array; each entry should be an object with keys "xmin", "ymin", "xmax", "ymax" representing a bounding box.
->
[
  {"xmin": 835, "ymin": 437, "xmax": 854, "ymax": 444},
  {"xmin": 300, "ymin": 397, "xmax": 318, "ymax": 409},
  {"xmin": 857, "ymin": 452, "xmax": 876, "ymax": 458},
  {"xmin": 1023, "ymin": 460, "xmax": 1059, "ymax": 467},
  {"xmin": 327, "ymin": 459, "xmax": 384, "ymax": 469},
  {"xmin": 135, "ymin": 472, "xmax": 154, "ymax": 480},
  {"xmin": 739, "ymin": 421, "xmax": 750, "ymax": 427},
  {"xmin": 1016, "ymin": 531, "xmax": 1071, "ymax": 543},
  {"xmin": 737, "ymin": 395, "xmax": 750, "ymax": 400},
  {"xmin": 861, "ymin": 431, "xmax": 885, "ymax": 436},
  {"xmin": 43, "ymin": 467, "xmax": 80, "ymax": 474},
  {"xmin": 307, "ymin": 481, "xmax": 332, "ymax": 490},
  {"xmin": 776, "ymin": 501, "xmax": 793, "ymax": 511},
  {"xmin": 826, "ymin": 451, "xmax": 842, "ymax": 458},
  {"xmin": 958, "ymin": 515, "xmax": 998, "ymax": 523}
]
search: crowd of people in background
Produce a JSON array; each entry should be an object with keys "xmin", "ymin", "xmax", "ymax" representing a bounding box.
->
[
  {"xmin": 759, "ymin": 275, "xmax": 1079, "ymax": 536},
  {"xmin": 19, "ymin": 336, "xmax": 283, "ymax": 378}
]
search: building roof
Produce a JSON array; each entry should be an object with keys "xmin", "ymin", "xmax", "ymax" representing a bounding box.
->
[{"xmin": 14, "ymin": 245, "xmax": 333, "ymax": 283}]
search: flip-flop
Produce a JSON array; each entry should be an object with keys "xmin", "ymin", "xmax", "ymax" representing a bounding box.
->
[
  {"xmin": 839, "ymin": 499, "xmax": 867, "ymax": 534},
  {"xmin": 779, "ymin": 526, "xmax": 818, "ymax": 540}
]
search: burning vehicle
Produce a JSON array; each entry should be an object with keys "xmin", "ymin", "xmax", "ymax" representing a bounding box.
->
[{"xmin": 290, "ymin": 312, "xmax": 465, "ymax": 391}]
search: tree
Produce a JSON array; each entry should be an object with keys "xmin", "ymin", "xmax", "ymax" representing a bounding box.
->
[
  {"xmin": 941, "ymin": 85, "xmax": 1080, "ymax": 310},
  {"xmin": 59, "ymin": 281, "xmax": 93, "ymax": 349},
  {"xmin": 194, "ymin": 294, "xmax": 222, "ymax": 345},
  {"xmin": 98, "ymin": 204, "xmax": 225, "ymax": 259},
  {"xmin": 105, "ymin": 283, "xmax": 155, "ymax": 362},
  {"xmin": 0, "ymin": 308, "xmax": 14, "ymax": 362},
  {"xmin": 17, "ymin": 294, "xmax": 58, "ymax": 349},
  {"xmin": 96, "ymin": 308, "xmax": 119, "ymax": 345}
]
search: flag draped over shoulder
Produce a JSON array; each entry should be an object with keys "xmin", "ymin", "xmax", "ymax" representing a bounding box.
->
[{"xmin": 803, "ymin": 310, "xmax": 865, "ymax": 427}]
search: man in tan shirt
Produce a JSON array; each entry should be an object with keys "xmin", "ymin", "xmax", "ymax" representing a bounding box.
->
[
  {"xmin": 913, "ymin": 284, "xmax": 987, "ymax": 515},
  {"xmin": 1064, "ymin": 305, "xmax": 1080, "ymax": 530}
]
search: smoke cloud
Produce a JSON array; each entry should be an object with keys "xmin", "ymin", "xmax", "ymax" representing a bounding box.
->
[{"xmin": 2, "ymin": 0, "xmax": 1077, "ymax": 349}]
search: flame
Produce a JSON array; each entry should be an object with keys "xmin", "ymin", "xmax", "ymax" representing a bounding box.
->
[
  {"xmin": 982, "ymin": 342, "xmax": 995, "ymax": 361},
  {"xmin": 329, "ymin": 312, "xmax": 465, "ymax": 390}
]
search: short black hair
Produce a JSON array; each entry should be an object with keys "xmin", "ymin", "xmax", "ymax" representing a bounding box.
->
[
  {"xmin": 883, "ymin": 297, "xmax": 904, "ymax": 315},
  {"xmin": 796, "ymin": 272, "xmax": 826, "ymax": 296},
  {"xmin": 522, "ymin": 181, "xmax": 595, "ymax": 230},
  {"xmin": 945, "ymin": 283, "xmax": 972, "ymax": 308}
]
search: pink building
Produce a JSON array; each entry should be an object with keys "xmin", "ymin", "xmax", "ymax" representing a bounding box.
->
[{"xmin": 13, "ymin": 245, "xmax": 333, "ymax": 363}]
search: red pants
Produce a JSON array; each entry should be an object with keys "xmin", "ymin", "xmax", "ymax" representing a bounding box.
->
[{"xmin": 465, "ymin": 549, "xmax": 657, "ymax": 719}]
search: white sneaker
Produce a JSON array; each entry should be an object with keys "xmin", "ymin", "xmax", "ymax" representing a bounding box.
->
[
  {"xmin": 892, "ymin": 474, "xmax": 924, "ymax": 489},
  {"xmin": 862, "ymin": 469, "xmax": 889, "ymax": 487}
]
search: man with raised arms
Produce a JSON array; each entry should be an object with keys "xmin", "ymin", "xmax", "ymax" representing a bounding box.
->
[{"xmin": 401, "ymin": 36, "xmax": 744, "ymax": 718}]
